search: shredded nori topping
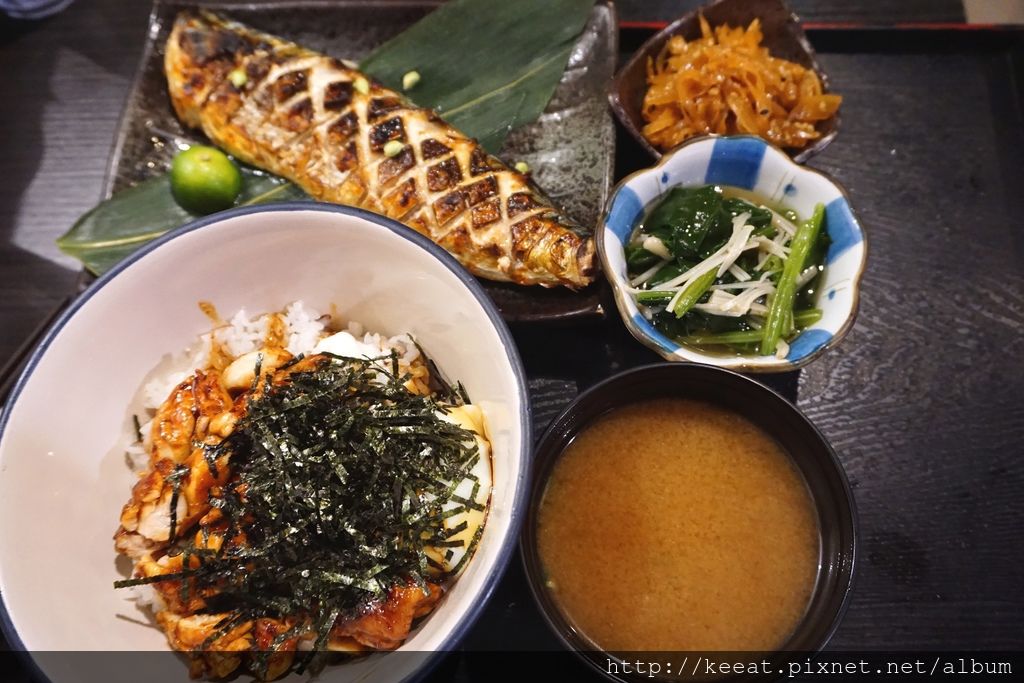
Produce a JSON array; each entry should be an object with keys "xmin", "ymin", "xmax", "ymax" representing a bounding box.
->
[{"xmin": 116, "ymin": 352, "xmax": 482, "ymax": 666}]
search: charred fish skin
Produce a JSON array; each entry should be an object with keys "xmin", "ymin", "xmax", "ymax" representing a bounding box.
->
[{"xmin": 165, "ymin": 11, "xmax": 597, "ymax": 289}]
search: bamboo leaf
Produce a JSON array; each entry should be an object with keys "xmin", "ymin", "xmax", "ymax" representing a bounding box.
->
[
  {"xmin": 360, "ymin": 0, "xmax": 596, "ymax": 154},
  {"xmin": 56, "ymin": 170, "xmax": 309, "ymax": 275}
]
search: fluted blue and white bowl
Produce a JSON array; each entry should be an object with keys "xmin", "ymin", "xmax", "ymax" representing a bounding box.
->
[{"xmin": 599, "ymin": 135, "xmax": 867, "ymax": 373}]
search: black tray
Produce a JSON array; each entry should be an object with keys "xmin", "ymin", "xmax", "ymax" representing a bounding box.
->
[
  {"xmin": 438, "ymin": 24, "xmax": 1024, "ymax": 677},
  {"xmin": 5, "ymin": 21, "xmax": 1024, "ymax": 683}
]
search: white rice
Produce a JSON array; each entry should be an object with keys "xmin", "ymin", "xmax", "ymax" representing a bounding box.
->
[
  {"xmin": 135, "ymin": 301, "xmax": 421, "ymax": 443},
  {"xmin": 216, "ymin": 308, "xmax": 271, "ymax": 358},
  {"xmin": 282, "ymin": 301, "xmax": 328, "ymax": 355},
  {"xmin": 124, "ymin": 441, "xmax": 149, "ymax": 474},
  {"xmin": 127, "ymin": 583, "xmax": 165, "ymax": 614}
]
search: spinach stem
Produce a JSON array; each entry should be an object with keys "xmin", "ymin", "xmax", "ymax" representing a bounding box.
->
[
  {"xmin": 671, "ymin": 269, "xmax": 718, "ymax": 318},
  {"xmin": 683, "ymin": 329, "xmax": 764, "ymax": 345},
  {"xmin": 760, "ymin": 204, "xmax": 825, "ymax": 355},
  {"xmin": 793, "ymin": 307, "xmax": 823, "ymax": 328},
  {"xmin": 635, "ymin": 290, "xmax": 674, "ymax": 304},
  {"xmin": 683, "ymin": 309, "xmax": 822, "ymax": 346}
]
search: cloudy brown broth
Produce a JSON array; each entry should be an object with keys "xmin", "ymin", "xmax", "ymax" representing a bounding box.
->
[{"xmin": 537, "ymin": 399, "xmax": 819, "ymax": 652}]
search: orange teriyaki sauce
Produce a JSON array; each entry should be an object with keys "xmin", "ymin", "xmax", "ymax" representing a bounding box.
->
[{"xmin": 536, "ymin": 399, "xmax": 819, "ymax": 652}]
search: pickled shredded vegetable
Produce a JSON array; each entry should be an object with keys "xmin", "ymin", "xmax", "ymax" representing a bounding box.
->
[{"xmin": 641, "ymin": 15, "xmax": 842, "ymax": 152}]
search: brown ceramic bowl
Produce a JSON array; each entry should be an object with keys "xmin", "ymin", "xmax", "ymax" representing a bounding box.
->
[{"xmin": 609, "ymin": 0, "xmax": 840, "ymax": 163}]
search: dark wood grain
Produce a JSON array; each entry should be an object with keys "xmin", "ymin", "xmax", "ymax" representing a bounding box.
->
[
  {"xmin": 795, "ymin": 34, "xmax": 1024, "ymax": 649},
  {"xmin": 0, "ymin": 1, "xmax": 1022, "ymax": 677}
]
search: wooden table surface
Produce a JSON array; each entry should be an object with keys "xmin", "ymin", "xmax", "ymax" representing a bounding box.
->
[{"xmin": 1, "ymin": 0, "xmax": 1021, "ymax": 672}]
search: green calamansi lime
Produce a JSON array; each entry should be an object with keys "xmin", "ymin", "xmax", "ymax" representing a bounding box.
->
[{"xmin": 170, "ymin": 146, "xmax": 243, "ymax": 214}]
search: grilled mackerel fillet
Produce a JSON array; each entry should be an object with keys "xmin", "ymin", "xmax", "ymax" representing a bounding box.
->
[{"xmin": 165, "ymin": 11, "xmax": 596, "ymax": 288}]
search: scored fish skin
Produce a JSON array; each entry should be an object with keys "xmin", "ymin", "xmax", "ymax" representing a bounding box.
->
[{"xmin": 165, "ymin": 10, "xmax": 597, "ymax": 289}]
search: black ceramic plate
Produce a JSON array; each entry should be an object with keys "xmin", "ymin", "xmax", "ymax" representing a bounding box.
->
[{"xmin": 100, "ymin": 0, "xmax": 617, "ymax": 323}]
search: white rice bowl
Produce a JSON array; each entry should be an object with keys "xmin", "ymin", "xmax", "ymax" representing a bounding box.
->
[{"xmin": 0, "ymin": 206, "xmax": 529, "ymax": 683}]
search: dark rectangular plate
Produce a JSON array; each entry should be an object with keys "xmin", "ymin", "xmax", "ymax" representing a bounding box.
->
[{"xmin": 101, "ymin": 0, "xmax": 618, "ymax": 323}]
